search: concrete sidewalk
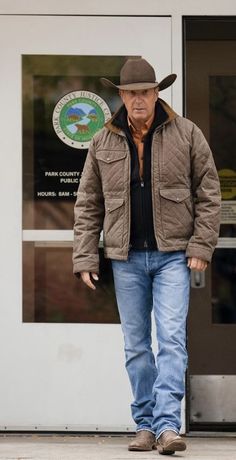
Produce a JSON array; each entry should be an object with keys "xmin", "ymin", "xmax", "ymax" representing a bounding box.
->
[{"xmin": 0, "ymin": 434, "xmax": 236, "ymax": 460}]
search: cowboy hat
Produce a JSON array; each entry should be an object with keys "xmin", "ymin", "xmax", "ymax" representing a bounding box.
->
[{"xmin": 100, "ymin": 58, "xmax": 177, "ymax": 91}]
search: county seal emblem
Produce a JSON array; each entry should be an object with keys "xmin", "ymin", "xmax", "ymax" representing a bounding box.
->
[{"xmin": 52, "ymin": 90, "xmax": 111, "ymax": 149}]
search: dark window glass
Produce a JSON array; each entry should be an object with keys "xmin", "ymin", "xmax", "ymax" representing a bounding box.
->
[
  {"xmin": 212, "ymin": 249, "xmax": 236, "ymax": 324},
  {"xmin": 23, "ymin": 243, "xmax": 119, "ymax": 323},
  {"xmin": 185, "ymin": 17, "xmax": 236, "ymax": 325},
  {"xmin": 22, "ymin": 55, "xmax": 138, "ymax": 322}
]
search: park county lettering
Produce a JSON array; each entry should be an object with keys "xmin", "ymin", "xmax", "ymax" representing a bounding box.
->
[{"xmin": 36, "ymin": 171, "xmax": 81, "ymax": 198}]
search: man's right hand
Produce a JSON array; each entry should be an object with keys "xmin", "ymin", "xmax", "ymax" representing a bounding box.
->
[{"xmin": 81, "ymin": 271, "xmax": 99, "ymax": 290}]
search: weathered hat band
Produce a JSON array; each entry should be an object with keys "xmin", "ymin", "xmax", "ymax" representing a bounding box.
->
[{"xmin": 101, "ymin": 74, "xmax": 176, "ymax": 92}]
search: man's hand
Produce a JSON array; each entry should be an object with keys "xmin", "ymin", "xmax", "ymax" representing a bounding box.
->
[
  {"xmin": 187, "ymin": 257, "xmax": 208, "ymax": 272},
  {"xmin": 81, "ymin": 271, "xmax": 99, "ymax": 290}
]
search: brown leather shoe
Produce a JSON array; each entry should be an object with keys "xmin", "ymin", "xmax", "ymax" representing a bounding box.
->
[
  {"xmin": 157, "ymin": 430, "xmax": 186, "ymax": 455},
  {"xmin": 128, "ymin": 430, "xmax": 157, "ymax": 451}
]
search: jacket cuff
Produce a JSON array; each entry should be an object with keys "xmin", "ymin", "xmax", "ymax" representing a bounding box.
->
[
  {"xmin": 73, "ymin": 255, "xmax": 100, "ymax": 275},
  {"xmin": 185, "ymin": 244, "xmax": 213, "ymax": 263}
]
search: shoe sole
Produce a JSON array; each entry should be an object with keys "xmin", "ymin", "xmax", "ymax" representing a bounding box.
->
[
  {"xmin": 157, "ymin": 439, "xmax": 186, "ymax": 455},
  {"xmin": 128, "ymin": 443, "xmax": 157, "ymax": 451}
]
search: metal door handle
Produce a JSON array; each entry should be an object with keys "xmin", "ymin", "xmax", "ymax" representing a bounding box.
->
[{"xmin": 191, "ymin": 271, "xmax": 205, "ymax": 288}]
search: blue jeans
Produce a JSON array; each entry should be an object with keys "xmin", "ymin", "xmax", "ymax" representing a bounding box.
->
[{"xmin": 111, "ymin": 250, "xmax": 190, "ymax": 438}]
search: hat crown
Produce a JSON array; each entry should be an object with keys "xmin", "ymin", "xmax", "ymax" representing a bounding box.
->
[
  {"xmin": 120, "ymin": 58, "xmax": 156, "ymax": 85},
  {"xmin": 100, "ymin": 57, "xmax": 177, "ymax": 91}
]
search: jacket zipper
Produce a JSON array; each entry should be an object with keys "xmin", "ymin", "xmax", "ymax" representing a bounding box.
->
[
  {"xmin": 140, "ymin": 176, "xmax": 148, "ymax": 249},
  {"xmin": 126, "ymin": 142, "xmax": 131, "ymax": 253}
]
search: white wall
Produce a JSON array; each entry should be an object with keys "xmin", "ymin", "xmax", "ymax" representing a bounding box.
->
[{"xmin": 0, "ymin": 0, "xmax": 236, "ymax": 15}]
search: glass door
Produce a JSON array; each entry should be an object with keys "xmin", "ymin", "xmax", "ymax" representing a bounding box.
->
[
  {"xmin": 0, "ymin": 14, "xmax": 173, "ymax": 430},
  {"xmin": 184, "ymin": 16, "xmax": 236, "ymax": 431}
]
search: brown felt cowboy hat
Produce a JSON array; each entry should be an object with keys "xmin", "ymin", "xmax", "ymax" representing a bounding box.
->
[{"xmin": 101, "ymin": 58, "xmax": 177, "ymax": 91}]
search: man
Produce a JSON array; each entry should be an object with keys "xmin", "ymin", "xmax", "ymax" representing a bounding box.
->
[{"xmin": 73, "ymin": 58, "xmax": 221, "ymax": 455}]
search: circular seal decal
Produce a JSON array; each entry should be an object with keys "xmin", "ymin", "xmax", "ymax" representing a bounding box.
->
[{"xmin": 52, "ymin": 91, "xmax": 111, "ymax": 149}]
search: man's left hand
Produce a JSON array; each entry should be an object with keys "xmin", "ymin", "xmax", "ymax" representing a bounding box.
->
[{"xmin": 187, "ymin": 257, "xmax": 208, "ymax": 271}]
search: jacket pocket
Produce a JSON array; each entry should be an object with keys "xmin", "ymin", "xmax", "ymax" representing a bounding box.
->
[
  {"xmin": 103, "ymin": 198, "xmax": 124, "ymax": 248},
  {"xmin": 96, "ymin": 150, "xmax": 127, "ymax": 193},
  {"xmin": 96, "ymin": 150, "xmax": 127, "ymax": 163},
  {"xmin": 159, "ymin": 188, "xmax": 194, "ymax": 239}
]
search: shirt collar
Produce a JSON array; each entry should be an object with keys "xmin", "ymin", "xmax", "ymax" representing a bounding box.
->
[{"xmin": 127, "ymin": 112, "xmax": 155, "ymax": 134}]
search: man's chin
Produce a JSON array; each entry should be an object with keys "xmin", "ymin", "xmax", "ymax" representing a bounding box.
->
[
  {"xmin": 132, "ymin": 114, "xmax": 147, "ymax": 122},
  {"xmin": 133, "ymin": 110, "xmax": 146, "ymax": 115}
]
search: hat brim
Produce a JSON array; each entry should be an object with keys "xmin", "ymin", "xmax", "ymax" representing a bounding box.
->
[
  {"xmin": 100, "ymin": 78, "xmax": 158, "ymax": 90},
  {"xmin": 158, "ymin": 74, "xmax": 177, "ymax": 91},
  {"xmin": 100, "ymin": 73, "xmax": 177, "ymax": 91}
]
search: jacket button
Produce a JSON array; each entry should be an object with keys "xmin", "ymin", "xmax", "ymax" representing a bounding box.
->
[
  {"xmin": 107, "ymin": 157, "xmax": 110, "ymax": 161},
  {"xmin": 176, "ymin": 197, "xmax": 180, "ymax": 201}
]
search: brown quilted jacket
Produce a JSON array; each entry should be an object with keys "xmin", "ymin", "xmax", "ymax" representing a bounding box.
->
[{"xmin": 73, "ymin": 99, "xmax": 221, "ymax": 274}]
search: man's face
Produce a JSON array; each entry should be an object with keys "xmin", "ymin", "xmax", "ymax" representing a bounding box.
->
[{"xmin": 120, "ymin": 88, "xmax": 158, "ymax": 125}]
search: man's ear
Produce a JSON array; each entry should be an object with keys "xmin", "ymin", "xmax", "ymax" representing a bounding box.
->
[
  {"xmin": 155, "ymin": 89, "xmax": 159, "ymax": 101},
  {"xmin": 119, "ymin": 89, "xmax": 124, "ymax": 101}
]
